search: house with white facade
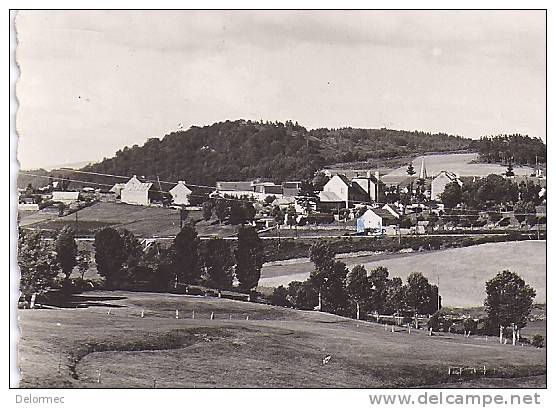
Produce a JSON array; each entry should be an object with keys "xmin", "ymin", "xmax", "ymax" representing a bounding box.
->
[
  {"xmin": 52, "ymin": 191, "xmax": 80, "ymax": 205},
  {"xmin": 170, "ymin": 181, "xmax": 192, "ymax": 206},
  {"xmin": 318, "ymin": 174, "xmax": 373, "ymax": 209},
  {"xmin": 120, "ymin": 175, "xmax": 153, "ymax": 206},
  {"xmin": 431, "ymin": 171, "xmax": 463, "ymax": 201},
  {"xmin": 356, "ymin": 208, "xmax": 399, "ymax": 234}
]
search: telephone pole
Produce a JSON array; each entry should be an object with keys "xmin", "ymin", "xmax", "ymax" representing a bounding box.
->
[{"xmin": 437, "ymin": 275, "xmax": 441, "ymax": 312}]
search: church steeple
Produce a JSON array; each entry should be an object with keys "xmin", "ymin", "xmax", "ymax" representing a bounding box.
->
[{"xmin": 419, "ymin": 158, "xmax": 427, "ymax": 179}]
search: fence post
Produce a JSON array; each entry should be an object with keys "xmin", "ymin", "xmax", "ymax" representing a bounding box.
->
[
  {"xmin": 176, "ymin": 310, "xmax": 179, "ymax": 319},
  {"xmin": 210, "ymin": 312, "xmax": 214, "ymax": 320}
]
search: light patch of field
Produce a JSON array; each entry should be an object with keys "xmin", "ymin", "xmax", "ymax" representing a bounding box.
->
[
  {"xmin": 259, "ymin": 241, "xmax": 546, "ymax": 308},
  {"xmin": 18, "ymin": 209, "xmax": 59, "ymax": 227},
  {"xmin": 18, "ymin": 291, "xmax": 546, "ymax": 388},
  {"xmin": 383, "ymin": 153, "xmax": 533, "ymax": 178},
  {"xmin": 24, "ymin": 202, "xmax": 202, "ymax": 237}
]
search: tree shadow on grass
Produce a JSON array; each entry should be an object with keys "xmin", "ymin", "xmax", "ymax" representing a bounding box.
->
[{"xmin": 40, "ymin": 292, "xmax": 127, "ymax": 309}]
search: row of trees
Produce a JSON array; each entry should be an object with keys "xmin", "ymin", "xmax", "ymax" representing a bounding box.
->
[
  {"xmin": 440, "ymin": 174, "xmax": 544, "ymax": 210},
  {"xmin": 18, "ymin": 223, "xmax": 266, "ymax": 299},
  {"xmin": 270, "ymin": 242, "xmax": 440, "ymax": 319},
  {"xmin": 93, "ymin": 224, "xmax": 264, "ymax": 292},
  {"xmin": 18, "ymin": 227, "xmax": 90, "ymax": 297},
  {"xmin": 202, "ymin": 198, "xmax": 257, "ymax": 225},
  {"xmin": 471, "ymin": 134, "xmax": 546, "ymax": 166}
]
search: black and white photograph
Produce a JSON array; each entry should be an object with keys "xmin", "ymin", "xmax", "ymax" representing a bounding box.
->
[{"xmin": 10, "ymin": 8, "xmax": 547, "ymax": 393}]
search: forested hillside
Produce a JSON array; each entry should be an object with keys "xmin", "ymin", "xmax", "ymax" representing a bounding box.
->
[
  {"xmin": 72, "ymin": 120, "xmax": 471, "ymax": 186},
  {"xmin": 21, "ymin": 120, "xmax": 474, "ymax": 188}
]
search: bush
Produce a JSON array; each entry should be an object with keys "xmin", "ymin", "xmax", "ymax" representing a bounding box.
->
[
  {"xmin": 532, "ymin": 334, "xmax": 544, "ymax": 348},
  {"xmin": 269, "ymin": 285, "xmax": 290, "ymax": 307},
  {"xmin": 305, "ymin": 213, "xmax": 335, "ymax": 225},
  {"xmin": 427, "ymin": 312, "xmax": 444, "ymax": 331}
]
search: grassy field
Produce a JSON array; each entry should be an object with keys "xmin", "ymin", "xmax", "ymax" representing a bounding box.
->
[
  {"xmin": 259, "ymin": 241, "xmax": 546, "ymax": 308},
  {"xmin": 18, "ymin": 291, "xmax": 546, "ymax": 389},
  {"xmin": 20, "ymin": 202, "xmax": 203, "ymax": 237},
  {"xmin": 382, "ymin": 153, "xmax": 534, "ymax": 178}
]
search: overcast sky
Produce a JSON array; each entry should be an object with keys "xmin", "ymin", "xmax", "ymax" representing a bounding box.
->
[{"xmin": 15, "ymin": 10, "xmax": 546, "ymax": 169}]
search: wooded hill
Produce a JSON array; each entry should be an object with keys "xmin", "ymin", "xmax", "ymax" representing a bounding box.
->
[{"xmin": 73, "ymin": 120, "xmax": 471, "ymax": 186}]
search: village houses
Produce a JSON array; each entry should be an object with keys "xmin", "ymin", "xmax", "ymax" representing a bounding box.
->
[{"xmin": 318, "ymin": 172, "xmax": 384, "ymax": 209}]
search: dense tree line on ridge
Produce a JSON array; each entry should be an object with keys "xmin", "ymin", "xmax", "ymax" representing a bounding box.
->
[
  {"xmin": 470, "ymin": 134, "xmax": 546, "ymax": 166},
  {"xmin": 73, "ymin": 120, "xmax": 472, "ymax": 186},
  {"xmin": 19, "ymin": 122, "xmax": 545, "ymax": 190}
]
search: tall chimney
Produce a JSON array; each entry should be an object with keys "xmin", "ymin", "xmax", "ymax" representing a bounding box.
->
[{"xmin": 374, "ymin": 171, "xmax": 380, "ymax": 181}]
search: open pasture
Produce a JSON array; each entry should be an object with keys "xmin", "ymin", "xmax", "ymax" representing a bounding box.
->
[
  {"xmin": 259, "ymin": 241, "xmax": 546, "ymax": 308},
  {"xmin": 382, "ymin": 153, "xmax": 533, "ymax": 178},
  {"xmin": 18, "ymin": 290, "xmax": 545, "ymax": 388}
]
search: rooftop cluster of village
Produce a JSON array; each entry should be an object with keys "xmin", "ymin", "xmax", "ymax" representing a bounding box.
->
[{"xmin": 18, "ymin": 157, "xmax": 547, "ymax": 237}]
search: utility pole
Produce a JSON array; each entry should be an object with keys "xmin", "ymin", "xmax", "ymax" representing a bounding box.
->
[
  {"xmin": 437, "ymin": 275, "xmax": 441, "ymax": 312},
  {"xmin": 75, "ymin": 210, "xmax": 79, "ymax": 238}
]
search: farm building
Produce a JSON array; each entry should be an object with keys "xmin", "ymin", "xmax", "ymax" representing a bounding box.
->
[
  {"xmin": 253, "ymin": 182, "xmax": 283, "ymax": 195},
  {"xmin": 52, "ymin": 191, "xmax": 80, "ymax": 205},
  {"xmin": 271, "ymin": 196, "xmax": 296, "ymax": 208},
  {"xmin": 351, "ymin": 171, "xmax": 383, "ymax": 202},
  {"xmin": 97, "ymin": 190, "xmax": 116, "ymax": 203},
  {"xmin": 109, "ymin": 183, "xmax": 126, "ymax": 198},
  {"xmin": 282, "ymin": 181, "xmax": 302, "ymax": 197},
  {"xmin": 356, "ymin": 208, "xmax": 398, "ymax": 234},
  {"xmin": 319, "ymin": 174, "xmax": 374, "ymax": 209},
  {"xmin": 215, "ymin": 181, "xmax": 254, "ymax": 192},
  {"xmin": 382, "ymin": 203, "xmax": 401, "ymax": 218},
  {"xmin": 169, "ymin": 181, "xmax": 192, "ymax": 206},
  {"xmin": 412, "ymin": 220, "xmax": 432, "ymax": 235},
  {"xmin": 120, "ymin": 176, "xmax": 154, "ymax": 206},
  {"xmin": 431, "ymin": 171, "xmax": 463, "ymax": 201}
]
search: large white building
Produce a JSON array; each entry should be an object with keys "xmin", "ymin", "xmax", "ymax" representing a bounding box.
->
[
  {"xmin": 319, "ymin": 173, "xmax": 382, "ymax": 209},
  {"xmin": 120, "ymin": 176, "xmax": 153, "ymax": 206},
  {"xmin": 431, "ymin": 171, "xmax": 463, "ymax": 201}
]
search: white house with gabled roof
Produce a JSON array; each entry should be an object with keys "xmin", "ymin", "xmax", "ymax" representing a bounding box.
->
[
  {"xmin": 170, "ymin": 181, "xmax": 192, "ymax": 206},
  {"xmin": 431, "ymin": 171, "xmax": 463, "ymax": 201},
  {"xmin": 120, "ymin": 175, "xmax": 153, "ymax": 206}
]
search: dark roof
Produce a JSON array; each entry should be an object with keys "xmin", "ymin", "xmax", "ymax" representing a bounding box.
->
[
  {"xmin": 371, "ymin": 208, "xmax": 398, "ymax": 221},
  {"xmin": 349, "ymin": 182, "xmax": 369, "ymax": 197}
]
